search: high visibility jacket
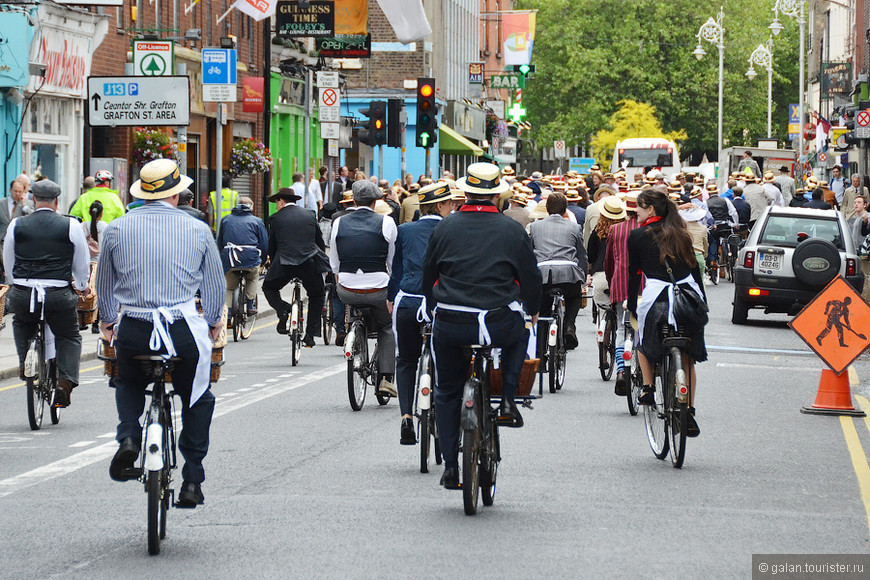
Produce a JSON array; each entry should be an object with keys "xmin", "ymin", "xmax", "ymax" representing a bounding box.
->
[
  {"xmin": 69, "ymin": 187, "xmax": 125, "ymax": 223},
  {"xmin": 209, "ymin": 188, "xmax": 239, "ymax": 231}
]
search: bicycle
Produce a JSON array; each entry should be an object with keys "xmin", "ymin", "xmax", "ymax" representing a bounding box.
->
[
  {"xmin": 23, "ymin": 296, "xmax": 61, "ymax": 430},
  {"xmin": 133, "ymin": 354, "xmax": 180, "ymax": 555},
  {"xmin": 596, "ymin": 302, "xmax": 617, "ymax": 381},
  {"xmin": 321, "ymin": 279, "xmax": 334, "ymax": 345},
  {"xmin": 344, "ymin": 305, "xmax": 391, "ymax": 411},
  {"xmin": 710, "ymin": 221, "xmax": 737, "ymax": 283},
  {"xmin": 623, "ymin": 311, "xmax": 642, "ymax": 417},
  {"xmin": 460, "ymin": 345, "xmax": 502, "ymax": 515},
  {"xmin": 642, "ymin": 323, "xmax": 693, "ymax": 469},
  {"xmin": 229, "ymin": 269, "xmax": 258, "ymax": 342},
  {"xmin": 540, "ymin": 290, "xmax": 566, "ymax": 393},
  {"xmin": 288, "ymin": 278, "xmax": 304, "ymax": 366},
  {"xmin": 414, "ymin": 323, "xmax": 441, "ymax": 473}
]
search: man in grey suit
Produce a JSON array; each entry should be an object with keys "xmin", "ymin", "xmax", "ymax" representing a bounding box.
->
[
  {"xmin": 0, "ymin": 179, "xmax": 34, "ymax": 276},
  {"xmin": 773, "ymin": 166, "xmax": 796, "ymax": 206},
  {"xmin": 528, "ymin": 192, "xmax": 587, "ymax": 349}
]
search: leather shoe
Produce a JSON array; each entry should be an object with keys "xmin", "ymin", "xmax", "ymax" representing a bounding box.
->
[
  {"xmin": 54, "ymin": 379, "xmax": 75, "ymax": 408},
  {"xmin": 400, "ymin": 417, "xmax": 416, "ymax": 445},
  {"xmin": 614, "ymin": 371, "xmax": 627, "ymax": 396},
  {"xmin": 109, "ymin": 437, "xmax": 140, "ymax": 482},
  {"xmin": 276, "ymin": 312, "xmax": 289, "ymax": 334},
  {"xmin": 335, "ymin": 331, "xmax": 347, "ymax": 347},
  {"xmin": 303, "ymin": 334, "xmax": 316, "ymax": 348},
  {"xmin": 176, "ymin": 481, "xmax": 204, "ymax": 508},
  {"xmin": 440, "ymin": 467, "xmax": 460, "ymax": 490},
  {"xmin": 496, "ymin": 399, "xmax": 524, "ymax": 428},
  {"xmin": 378, "ymin": 378, "xmax": 397, "ymax": 397}
]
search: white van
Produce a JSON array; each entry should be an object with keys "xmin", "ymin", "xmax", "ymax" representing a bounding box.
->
[{"xmin": 610, "ymin": 138, "xmax": 681, "ymax": 180}]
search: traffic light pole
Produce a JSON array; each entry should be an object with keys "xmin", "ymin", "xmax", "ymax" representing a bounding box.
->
[
  {"xmin": 378, "ymin": 144, "xmax": 383, "ymax": 184},
  {"xmin": 425, "ymin": 148, "xmax": 431, "ymax": 178},
  {"xmin": 303, "ymin": 68, "xmax": 311, "ymax": 202}
]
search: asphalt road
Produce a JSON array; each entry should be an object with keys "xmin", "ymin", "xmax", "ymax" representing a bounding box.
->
[{"xmin": 1, "ymin": 281, "xmax": 870, "ymax": 579}]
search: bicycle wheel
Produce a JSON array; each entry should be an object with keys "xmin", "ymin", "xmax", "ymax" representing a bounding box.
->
[
  {"xmin": 26, "ymin": 338, "xmax": 44, "ymax": 431},
  {"xmin": 419, "ymin": 409, "xmax": 432, "ymax": 473},
  {"xmin": 643, "ymin": 364, "xmax": 669, "ymax": 460},
  {"xmin": 322, "ymin": 290, "xmax": 333, "ymax": 345},
  {"xmin": 418, "ymin": 350, "xmax": 433, "ymax": 473},
  {"xmin": 599, "ymin": 312, "xmax": 615, "ymax": 381},
  {"xmin": 347, "ymin": 323, "xmax": 367, "ymax": 411},
  {"xmin": 462, "ymin": 424, "xmax": 480, "ymax": 515},
  {"xmin": 708, "ymin": 261, "xmax": 719, "ymax": 285},
  {"xmin": 49, "ymin": 360, "xmax": 60, "ymax": 425},
  {"xmin": 232, "ymin": 288, "xmax": 242, "ymax": 342},
  {"xmin": 239, "ymin": 296, "xmax": 257, "ymax": 340},
  {"xmin": 626, "ymin": 353, "xmax": 642, "ymax": 417},
  {"xmin": 668, "ymin": 350, "xmax": 688, "ymax": 469},
  {"xmin": 146, "ymin": 468, "xmax": 164, "ymax": 555},
  {"xmin": 548, "ymin": 342, "xmax": 558, "ymax": 394},
  {"xmin": 480, "ymin": 417, "xmax": 499, "ymax": 507}
]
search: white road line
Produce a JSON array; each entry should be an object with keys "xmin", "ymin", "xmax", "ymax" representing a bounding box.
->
[
  {"xmin": 250, "ymin": 383, "xmax": 265, "ymax": 387},
  {"xmin": 69, "ymin": 441, "xmax": 96, "ymax": 448},
  {"xmin": 223, "ymin": 392, "xmax": 238, "ymax": 397},
  {"xmin": 237, "ymin": 388, "xmax": 252, "ymax": 392},
  {"xmin": 708, "ymin": 345, "xmax": 811, "ymax": 355},
  {"xmin": 96, "ymin": 433, "xmax": 115, "ymax": 438},
  {"xmin": 0, "ymin": 364, "xmax": 345, "ymax": 499},
  {"xmin": 715, "ymin": 362, "xmax": 821, "ymax": 372},
  {"xmin": 265, "ymin": 378, "xmax": 279, "ymax": 383}
]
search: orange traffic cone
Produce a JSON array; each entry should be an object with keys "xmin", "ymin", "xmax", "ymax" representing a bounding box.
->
[{"xmin": 801, "ymin": 368, "xmax": 866, "ymax": 416}]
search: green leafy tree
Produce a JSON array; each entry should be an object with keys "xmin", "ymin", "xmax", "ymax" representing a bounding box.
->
[{"xmin": 591, "ymin": 100, "xmax": 688, "ymax": 168}]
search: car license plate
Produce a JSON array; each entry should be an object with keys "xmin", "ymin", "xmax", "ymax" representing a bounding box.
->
[{"xmin": 758, "ymin": 252, "xmax": 781, "ymax": 270}]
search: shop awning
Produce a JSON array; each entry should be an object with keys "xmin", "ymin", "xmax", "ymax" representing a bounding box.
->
[{"xmin": 439, "ymin": 125, "xmax": 484, "ymax": 156}]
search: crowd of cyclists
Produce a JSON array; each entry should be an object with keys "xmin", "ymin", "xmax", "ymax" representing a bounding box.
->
[{"xmin": 8, "ymin": 153, "xmax": 870, "ymax": 499}]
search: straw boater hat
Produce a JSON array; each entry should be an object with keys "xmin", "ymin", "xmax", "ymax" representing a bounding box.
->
[
  {"xmin": 565, "ymin": 189, "xmax": 581, "ymax": 202},
  {"xmin": 743, "ymin": 169, "xmax": 758, "ymax": 182},
  {"xmin": 374, "ymin": 199, "xmax": 392, "ymax": 215},
  {"xmin": 667, "ymin": 179, "xmax": 682, "ymax": 193},
  {"xmin": 268, "ymin": 187, "xmax": 302, "ymax": 203},
  {"xmin": 624, "ymin": 190, "xmax": 639, "ymax": 212},
  {"xmin": 705, "ymin": 183, "xmax": 719, "ymax": 196},
  {"xmin": 450, "ymin": 188, "xmax": 467, "ymax": 203},
  {"xmin": 600, "ymin": 196, "xmax": 627, "ymax": 221},
  {"xmin": 501, "ymin": 166, "xmax": 516, "ymax": 176},
  {"xmin": 408, "ymin": 183, "xmax": 421, "ymax": 194},
  {"xmin": 417, "ymin": 181, "xmax": 453, "ymax": 205},
  {"xmin": 131, "ymin": 158, "xmax": 194, "ymax": 200},
  {"xmin": 819, "ymin": 180, "xmax": 830, "ymax": 188},
  {"xmin": 689, "ymin": 186, "xmax": 703, "ymax": 199},
  {"xmin": 509, "ymin": 193, "xmax": 528, "ymax": 206},
  {"xmin": 763, "ymin": 171, "xmax": 776, "ymax": 184},
  {"xmin": 456, "ymin": 162, "xmax": 511, "ymax": 195},
  {"xmin": 339, "ymin": 189, "xmax": 354, "ymax": 204}
]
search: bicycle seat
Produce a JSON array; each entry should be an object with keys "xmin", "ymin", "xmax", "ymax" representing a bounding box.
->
[{"xmin": 133, "ymin": 355, "xmax": 184, "ymax": 362}]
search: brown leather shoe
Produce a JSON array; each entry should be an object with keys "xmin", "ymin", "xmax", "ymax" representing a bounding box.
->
[{"xmin": 54, "ymin": 379, "xmax": 75, "ymax": 408}]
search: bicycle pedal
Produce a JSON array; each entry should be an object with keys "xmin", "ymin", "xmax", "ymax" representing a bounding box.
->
[{"xmin": 521, "ymin": 400, "xmax": 534, "ymax": 410}]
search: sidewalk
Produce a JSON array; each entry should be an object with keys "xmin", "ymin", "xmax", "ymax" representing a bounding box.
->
[{"xmin": 0, "ymin": 287, "xmax": 282, "ymax": 381}]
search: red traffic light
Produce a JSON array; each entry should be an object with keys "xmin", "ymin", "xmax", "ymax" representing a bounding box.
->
[{"xmin": 419, "ymin": 84, "xmax": 433, "ymax": 98}]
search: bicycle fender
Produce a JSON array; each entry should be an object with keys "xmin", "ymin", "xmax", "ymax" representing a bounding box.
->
[
  {"xmin": 144, "ymin": 423, "xmax": 164, "ymax": 471},
  {"xmin": 461, "ymin": 379, "xmax": 479, "ymax": 431},
  {"xmin": 418, "ymin": 372, "xmax": 432, "ymax": 410}
]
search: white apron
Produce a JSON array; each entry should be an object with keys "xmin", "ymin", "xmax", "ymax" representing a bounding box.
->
[
  {"xmin": 121, "ymin": 299, "xmax": 212, "ymax": 406},
  {"xmin": 13, "ymin": 278, "xmax": 66, "ymax": 361},
  {"xmin": 635, "ymin": 274, "xmax": 703, "ymax": 347}
]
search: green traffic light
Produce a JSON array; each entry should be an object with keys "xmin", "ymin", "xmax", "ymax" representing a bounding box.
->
[{"xmin": 419, "ymin": 132, "xmax": 430, "ymax": 147}]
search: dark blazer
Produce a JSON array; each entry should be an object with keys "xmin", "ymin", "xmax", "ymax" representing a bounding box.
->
[
  {"xmin": 268, "ymin": 203, "xmax": 326, "ymax": 269},
  {"xmin": 322, "ymin": 180, "xmax": 343, "ymax": 207}
]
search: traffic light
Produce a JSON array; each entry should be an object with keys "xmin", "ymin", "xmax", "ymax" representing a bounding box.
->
[
  {"xmin": 358, "ymin": 100, "xmax": 387, "ymax": 147},
  {"xmin": 416, "ymin": 78, "xmax": 438, "ymax": 148},
  {"xmin": 507, "ymin": 64, "xmax": 536, "ymax": 76},
  {"xmin": 387, "ymin": 98, "xmax": 405, "ymax": 148}
]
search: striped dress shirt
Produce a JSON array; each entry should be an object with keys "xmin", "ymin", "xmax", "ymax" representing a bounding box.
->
[
  {"xmin": 604, "ymin": 215, "xmax": 639, "ymax": 304},
  {"xmin": 96, "ymin": 201, "xmax": 225, "ymax": 326}
]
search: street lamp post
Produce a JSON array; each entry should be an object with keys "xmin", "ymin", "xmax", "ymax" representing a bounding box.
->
[
  {"xmin": 694, "ymin": 6, "xmax": 725, "ymax": 180},
  {"xmin": 770, "ymin": 0, "xmax": 805, "ymax": 168},
  {"xmin": 746, "ymin": 37, "xmax": 774, "ymax": 138}
]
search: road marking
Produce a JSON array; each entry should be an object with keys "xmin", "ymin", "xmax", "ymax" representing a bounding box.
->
[
  {"xmin": 265, "ymin": 378, "xmax": 279, "ymax": 383},
  {"xmin": 843, "ymin": 368, "xmax": 870, "ymax": 537},
  {"xmin": 0, "ymin": 364, "xmax": 103, "ymax": 393},
  {"xmin": 96, "ymin": 433, "xmax": 115, "ymax": 438},
  {"xmin": 707, "ymin": 345, "xmax": 811, "ymax": 355},
  {"xmin": 0, "ymin": 363, "xmax": 344, "ymax": 499},
  {"xmin": 250, "ymin": 383, "xmax": 265, "ymax": 387},
  {"xmin": 237, "ymin": 387, "xmax": 251, "ymax": 392},
  {"xmin": 69, "ymin": 441, "xmax": 95, "ymax": 448},
  {"xmin": 715, "ymin": 362, "xmax": 820, "ymax": 372}
]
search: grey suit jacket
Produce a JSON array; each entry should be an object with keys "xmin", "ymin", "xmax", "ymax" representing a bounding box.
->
[
  {"xmin": 528, "ymin": 214, "xmax": 587, "ymax": 285},
  {"xmin": 0, "ymin": 197, "xmax": 33, "ymax": 259}
]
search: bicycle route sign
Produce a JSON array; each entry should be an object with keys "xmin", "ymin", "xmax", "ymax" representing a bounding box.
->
[
  {"xmin": 789, "ymin": 276, "xmax": 870, "ymax": 374},
  {"xmin": 86, "ymin": 76, "xmax": 190, "ymax": 127},
  {"xmin": 202, "ymin": 48, "xmax": 237, "ymax": 103}
]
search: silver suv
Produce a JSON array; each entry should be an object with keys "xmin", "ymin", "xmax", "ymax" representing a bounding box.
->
[{"xmin": 731, "ymin": 206, "xmax": 864, "ymax": 324}]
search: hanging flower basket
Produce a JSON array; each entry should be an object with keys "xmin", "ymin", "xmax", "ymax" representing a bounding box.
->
[
  {"xmin": 229, "ymin": 138, "xmax": 273, "ymax": 177},
  {"xmin": 132, "ymin": 127, "xmax": 179, "ymax": 168}
]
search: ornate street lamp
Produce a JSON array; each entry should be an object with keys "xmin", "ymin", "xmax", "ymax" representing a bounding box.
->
[
  {"xmin": 695, "ymin": 6, "xmax": 725, "ymax": 175},
  {"xmin": 771, "ymin": 0, "xmax": 806, "ymax": 163},
  {"xmin": 747, "ymin": 38, "xmax": 774, "ymax": 137}
]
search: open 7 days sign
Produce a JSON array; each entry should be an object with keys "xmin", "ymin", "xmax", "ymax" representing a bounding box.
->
[{"xmin": 86, "ymin": 76, "xmax": 190, "ymax": 127}]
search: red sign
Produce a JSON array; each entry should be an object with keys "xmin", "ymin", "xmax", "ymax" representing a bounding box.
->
[
  {"xmin": 857, "ymin": 110, "xmax": 870, "ymax": 127},
  {"xmin": 242, "ymin": 77, "xmax": 264, "ymax": 113},
  {"xmin": 804, "ymin": 123, "xmax": 816, "ymax": 140}
]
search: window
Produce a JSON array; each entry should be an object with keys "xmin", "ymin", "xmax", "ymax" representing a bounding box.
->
[
  {"xmin": 760, "ymin": 216, "xmax": 844, "ymax": 249},
  {"xmin": 618, "ymin": 148, "xmax": 674, "ymax": 168}
]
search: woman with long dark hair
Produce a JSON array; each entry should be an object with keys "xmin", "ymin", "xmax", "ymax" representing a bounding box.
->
[
  {"xmin": 80, "ymin": 200, "xmax": 105, "ymax": 333},
  {"xmin": 627, "ymin": 187, "xmax": 707, "ymax": 437}
]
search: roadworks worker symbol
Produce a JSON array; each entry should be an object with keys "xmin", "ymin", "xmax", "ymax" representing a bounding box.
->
[{"xmin": 790, "ymin": 276, "xmax": 870, "ymax": 375}]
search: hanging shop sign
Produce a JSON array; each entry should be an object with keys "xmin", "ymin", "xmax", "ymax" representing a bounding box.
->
[{"xmin": 276, "ymin": 0, "xmax": 334, "ymax": 37}]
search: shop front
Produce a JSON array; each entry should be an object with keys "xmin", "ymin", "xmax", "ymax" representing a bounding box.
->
[
  {"xmin": 24, "ymin": 1, "xmax": 107, "ymax": 210},
  {"xmin": 0, "ymin": 10, "xmax": 35, "ymax": 190}
]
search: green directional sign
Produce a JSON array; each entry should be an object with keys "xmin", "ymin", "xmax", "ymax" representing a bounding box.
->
[{"xmin": 490, "ymin": 74, "xmax": 524, "ymax": 90}]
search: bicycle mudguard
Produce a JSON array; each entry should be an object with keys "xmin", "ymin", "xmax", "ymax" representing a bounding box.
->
[
  {"xmin": 144, "ymin": 423, "xmax": 165, "ymax": 471},
  {"xmin": 418, "ymin": 371, "xmax": 432, "ymax": 411},
  {"xmin": 461, "ymin": 379, "xmax": 479, "ymax": 431}
]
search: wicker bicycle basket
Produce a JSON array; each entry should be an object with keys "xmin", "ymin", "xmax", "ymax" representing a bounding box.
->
[
  {"xmin": 489, "ymin": 358, "xmax": 540, "ymax": 397},
  {"xmin": 98, "ymin": 339, "xmax": 224, "ymax": 383}
]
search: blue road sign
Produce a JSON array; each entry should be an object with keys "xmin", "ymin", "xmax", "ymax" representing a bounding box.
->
[
  {"xmin": 569, "ymin": 157, "xmax": 596, "ymax": 174},
  {"xmin": 789, "ymin": 103, "xmax": 800, "ymax": 124},
  {"xmin": 202, "ymin": 49, "xmax": 237, "ymax": 85}
]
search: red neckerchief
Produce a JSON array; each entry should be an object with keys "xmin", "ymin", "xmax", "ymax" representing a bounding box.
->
[
  {"xmin": 459, "ymin": 203, "xmax": 499, "ymax": 213},
  {"xmin": 640, "ymin": 216, "xmax": 662, "ymax": 227}
]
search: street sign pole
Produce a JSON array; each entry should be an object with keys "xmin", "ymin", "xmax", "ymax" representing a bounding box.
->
[
  {"xmin": 304, "ymin": 68, "xmax": 311, "ymax": 206},
  {"xmin": 176, "ymin": 62, "xmax": 187, "ymax": 177},
  {"xmin": 216, "ymin": 103, "xmax": 223, "ymax": 235},
  {"xmin": 425, "ymin": 148, "xmax": 431, "ymax": 179}
]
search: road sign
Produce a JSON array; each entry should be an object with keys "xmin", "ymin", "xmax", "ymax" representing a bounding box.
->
[
  {"xmin": 818, "ymin": 151, "xmax": 828, "ymax": 163},
  {"xmin": 327, "ymin": 139, "xmax": 339, "ymax": 157},
  {"xmin": 569, "ymin": 157, "xmax": 595, "ymax": 173},
  {"xmin": 203, "ymin": 85, "xmax": 237, "ymax": 102},
  {"xmin": 86, "ymin": 76, "xmax": 190, "ymax": 127},
  {"xmin": 319, "ymin": 88, "xmax": 340, "ymax": 122},
  {"xmin": 789, "ymin": 103, "xmax": 800, "ymax": 124},
  {"xmin": 202, "ymin": 49, "xmax": 237, "ymax": 84},
  {"xmin": 789, "ymin": 276, "xmax": 870, "ymax": 375},
  {"xmin": 857, "ymin": 109, "xmax": 870, "ymax": 127},
  {"xmin": 554, "ymin": 140, "xmax": 566, "ymax": 159},
  {"xmin": 316, "ymin": 70, "xmax": 339, "ymax": 88},
  {"xmin": 133, "ymin": 40, "xmax": 174, "ymax": 77},
  {"xmin": 856, "ymin": 127, "xmax": 870, "ymax": 139},
  {"xmin": 321, "ymin": 122, "xmax": 339, "ymax": 139},
  {"xmin": 490, "ymin": 74, "xmax": 524, "ymax": 89}
]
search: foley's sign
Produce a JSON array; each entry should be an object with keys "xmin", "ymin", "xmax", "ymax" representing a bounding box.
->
[
  {"xmin": 86, "ymin": 76, "xmax": 190, "ymax": 126},
  {"xmin": 276, "ymin": 0, "xmax": 334, "ymax": 37}
]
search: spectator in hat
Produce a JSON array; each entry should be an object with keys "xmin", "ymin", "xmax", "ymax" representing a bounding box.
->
[
  {"xmin": 504, "ymin": 192, "xmax": 532, "ymax": 229},
  {"xmin": 177, "ymin": 188, "xmax": 207, "ymax": 222},
  {"xmin": 773, "ymin": 166, "xmax": 796, "ymax": 206}
]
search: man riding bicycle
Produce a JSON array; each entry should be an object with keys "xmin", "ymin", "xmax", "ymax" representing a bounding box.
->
[
  {"xmin": 330, "ymin": 180, "xmax": 398, "ymax": 396},
  {"xmin": 98, "ymin": 159, "xmax": 224, "ymax": 508},
  {"xmin": 704, "ymin": 183, "xmax": 739, "ymax": 271},
  {"xmin": 422, "ymin": 162, "xmax": 542, "ymax": 489},
  {"xmin": 217, "ymin": 196, "xmax": 268, "ymax": 318},
  {"xmin": 3, "ymin": 179, "xmax": 91, "ymax": 407}
]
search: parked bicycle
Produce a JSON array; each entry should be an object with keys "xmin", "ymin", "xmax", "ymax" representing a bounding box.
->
[
  {"xmin": 229, "ymin": 269, "xmax": 257, "ymax": 342},
  {"xmin": 642, "ymin": 323, "xmax": 694, "ymax": 469},
  {"xmin": 414, "ymin": 323, "xmax": 441, "ymax": 473},
  {"xmin": 344, "ymin": 305, "xmax": 391, "ymax": 411},
  {"xmin": 23, "ymin": 297, "xmax": 60, "ymax": 430}
]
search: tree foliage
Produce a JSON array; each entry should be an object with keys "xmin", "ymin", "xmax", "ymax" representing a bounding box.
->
[
  {"xmin": 591, "ymin": 100, "xmax": 688, "ymax": 168},
  {"xmin": 514, "ymin": 0, "xmax": 802, "ymax": 163}
]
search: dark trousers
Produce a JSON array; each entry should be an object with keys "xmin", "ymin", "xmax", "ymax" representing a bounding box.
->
[
  {"xmin": 337, "ymin": 285, "xmax": 395, "ymax": 375},
  {"xmin": 263, "ymin": 259, "xmax": 325, "ymax": 338},
  {"xmin": 9, "ymin": 286, "xmax": 82, "ymax": 384},
  {"xmin": 394, "ymin": 297, "xmax": 425, "ymax": 416},
  {"xmin": 432, "ymin": 308, "xmax": 527, "ymax": 469},
  {"xmin": 325, "ymin": 274, "xmax": 346, "ymax": 333},
  {"xmin": 113, "ymin": 316, "xmax": 216, "ymax": 484},
  {"xmin": 539, "ymin": 281, "xmax": 583, "ymax": 334}
]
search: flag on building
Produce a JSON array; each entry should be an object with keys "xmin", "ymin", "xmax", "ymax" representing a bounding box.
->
[
  {"xmin": 502, "ymin": 11, "xmax": 536, "ymax": 66},
  {"xmin": 376, "ymin": 0, "xmax": 431, "ymax": 44},
  {"xmin": 231, "ymin": 0, "xmax": 277, "ymax": 21}
]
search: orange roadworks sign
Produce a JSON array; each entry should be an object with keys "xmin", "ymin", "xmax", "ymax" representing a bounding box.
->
[{"xmin": 790, "ymin": 275, "xmax": 870, "ymax": 375}]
